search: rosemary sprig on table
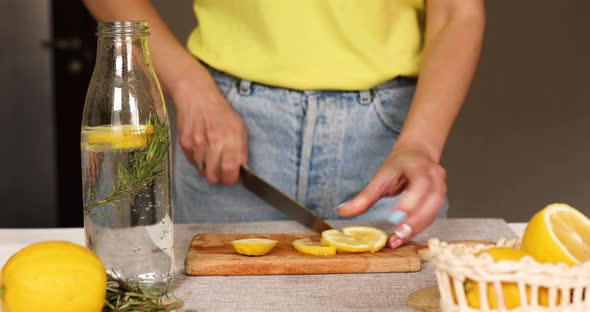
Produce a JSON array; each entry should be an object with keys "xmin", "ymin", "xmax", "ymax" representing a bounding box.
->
[
  {"xmin": 104, "ymin": 275, "xmax": 185, "ymax": 312},
  {"xmin": 84, "ymin": 113, "xmax": 170, "ymax": 214}
]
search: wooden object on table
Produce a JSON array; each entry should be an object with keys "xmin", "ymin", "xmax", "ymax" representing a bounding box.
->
[
  {"xmin": 408, "ymin": 285, "xmax": 441, "ymax": 312},
  {"xmin": 185, "ymin": 233, "xmax": 422, "ymax": 276}
]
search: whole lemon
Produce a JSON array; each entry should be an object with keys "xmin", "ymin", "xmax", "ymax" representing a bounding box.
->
[
  {"xmin": 1, "ymin": 241, "xmax": 106, "ymax": 312},
  {"xmin": 464, "ymin": 247, "xmax": 551, "ymax": 309}
]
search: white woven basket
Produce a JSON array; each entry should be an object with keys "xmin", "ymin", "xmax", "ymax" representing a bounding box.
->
[{"xmin": 428, "ymin": 238, "xmax": 590, "ymax": 312}]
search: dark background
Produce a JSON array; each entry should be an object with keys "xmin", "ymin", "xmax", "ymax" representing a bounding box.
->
[{"xmin": 1, "ymin": 0, "xmax": 589, "ymax": 227}]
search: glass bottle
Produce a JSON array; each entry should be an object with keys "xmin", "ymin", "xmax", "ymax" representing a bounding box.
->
[{"xmin": 81, "ymin": 21, "xmax": 174, "ymax": 295}]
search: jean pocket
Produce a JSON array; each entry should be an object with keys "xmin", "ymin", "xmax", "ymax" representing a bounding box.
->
[{"xmin": 372, "ymin": 82, "xmax": 416, "ymax": 135}]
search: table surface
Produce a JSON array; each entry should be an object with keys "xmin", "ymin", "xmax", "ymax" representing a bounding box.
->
[{"xmin": 0, "ymin": 220, "xmax": 525, "ymax": 312}]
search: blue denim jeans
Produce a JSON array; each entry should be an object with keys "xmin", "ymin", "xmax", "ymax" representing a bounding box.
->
[{"xmin": 174, "ymin": 66, "xmax": 448, "ymax": 223}]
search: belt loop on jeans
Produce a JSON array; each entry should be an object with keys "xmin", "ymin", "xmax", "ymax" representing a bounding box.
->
[
  {"xmin": 237, "ymin": 79, "xmax": 252, "ymax": 96},
  {"xmin": 358, "ymin": 89, "xmax": 373, "ymax": 105}
]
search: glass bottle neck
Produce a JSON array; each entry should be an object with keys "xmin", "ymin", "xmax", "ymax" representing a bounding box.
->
[{"xmin": 94, "ymin": 21, "xmax": 152, "ymax": 75}]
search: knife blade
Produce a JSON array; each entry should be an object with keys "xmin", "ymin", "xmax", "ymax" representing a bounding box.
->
[{"xmin": 239, "ymin": 166, "xmax": 332, "ymax": 232}]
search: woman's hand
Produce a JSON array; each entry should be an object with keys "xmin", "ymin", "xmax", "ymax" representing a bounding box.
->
[
  {"xmin": 82, "ymin": 0, "xmax": 249, "ymax": 185},
  {"xmin": 338, "ymin": 0, "xmax": 484, "ymax": 248},
  {"xmin": 172, "ymin": 67, "xmax": 248, "ymax": 185},
  {"xmin": 337, "ymin": 146, "xmax": 447, "ymax": 248}
]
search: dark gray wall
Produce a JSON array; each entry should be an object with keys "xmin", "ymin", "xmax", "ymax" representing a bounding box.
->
[
  {"xmin": 443, "ymin": 1, "xmax": 590, "ymax": 221},
  {"xmin": 152, "ymin": 0, "xmax": 197, "ymax": 159},
  {"xmin": 0, "ymin": 0, "xmax": 56, "ymax": 227}
]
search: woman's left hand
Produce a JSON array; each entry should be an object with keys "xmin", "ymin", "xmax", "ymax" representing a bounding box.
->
[{"xmin": 337, "ymin": 146, "xmax": 447, "ymax": 249}]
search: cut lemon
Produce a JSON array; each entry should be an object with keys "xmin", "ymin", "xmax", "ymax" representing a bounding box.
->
[
  {"xmin": 321, "ymin": 229, "xmax": 371, "ymax": 253},
  {"xmin": 83, "ymin": 124, "xmax": 154, "ymax": 151},
  {"xmin": 292, "ymin": 239, "xmax": 336, "ymax": 256},
  {"xmin": 230, "ymin": 238, "xmax": 278, "ymax": 256},
  {"xmin": 521, "ymin": 203, "xmax": 590, "ymax": 264},
  {"xmin": 342, "ymin": 226, "xmax": 388, "ymax": 253}
]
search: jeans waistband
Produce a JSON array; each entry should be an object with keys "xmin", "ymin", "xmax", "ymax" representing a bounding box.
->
[{"xmin": 201, "ymin": 62, "xmax": 417, "ymax": 103}]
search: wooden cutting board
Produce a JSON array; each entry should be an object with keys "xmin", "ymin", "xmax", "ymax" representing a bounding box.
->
[{"xmin": 185, "ymin": 233, "xmax": 426, "ymax": 276}]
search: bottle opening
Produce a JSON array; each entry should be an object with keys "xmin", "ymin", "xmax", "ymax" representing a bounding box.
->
[{"xmin": 97, "ymin": 21, "xmax": 149, "ymax": 36}]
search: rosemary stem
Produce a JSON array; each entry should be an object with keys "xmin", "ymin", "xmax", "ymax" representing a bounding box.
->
[{"xmin": 84, "ymin": 189, "xmax": 125, "ymax": 212}]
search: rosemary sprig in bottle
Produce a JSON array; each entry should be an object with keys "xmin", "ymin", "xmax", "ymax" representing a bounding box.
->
[
  {"xmin": 84, "ymin": 113, "xmax": 170, "ymax": 213},
  {"xmin": 104, "ymin": 275, "xmax": 185, "ymax": 312}
]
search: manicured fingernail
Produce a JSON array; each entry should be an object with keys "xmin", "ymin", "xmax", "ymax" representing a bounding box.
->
[
  {"xmin": 394, "ymin": 223, "xmax": 413, "ymax": 239},
  {"xmin": 335, "ymin": 200, "xmax": 350, "ymax": 212},
  {"xmin": 389, "ymin": 238, "xmax": 402, "ymax": 249},
  {"xmin": 387, "ymin": 210, "xmax": 407, "ymax": 224}
]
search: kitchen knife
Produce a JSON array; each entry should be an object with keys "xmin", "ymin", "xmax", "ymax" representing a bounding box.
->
[{"xmin": 239, "ymin": 166, "xmax": 332, "ymax": 232}]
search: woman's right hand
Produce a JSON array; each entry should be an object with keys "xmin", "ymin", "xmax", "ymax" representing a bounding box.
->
[{"xmin": 172, "ymin": 64, "xmax": 248, "ymax": 186}]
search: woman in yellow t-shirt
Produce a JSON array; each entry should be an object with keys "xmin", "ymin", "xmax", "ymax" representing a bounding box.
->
[{"xmin": 83, "ymin": 0, "xmax": 485, "ymax": 249}]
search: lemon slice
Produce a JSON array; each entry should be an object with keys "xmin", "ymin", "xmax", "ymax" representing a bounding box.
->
[
  {"xmin": 292, "ymin": 239, "xmax": 336, "ymax": 256},
  {"xmin": 83, "ymin": 124, "xmax": 154, "ymax": 151},
  {"xmin": 521, "ymin": 203, "xmax": 590, "ymax": 264},
  {"xmin": 321, "ymin": 229, "xmax": 371, "ymax": 253},
  {"xmin": 230, "ymin": 238, "xmax": 278, "ymax": 256},
  {"xmin": 342, "ymin": 226, "xmax": 388, "ymax": 253}
]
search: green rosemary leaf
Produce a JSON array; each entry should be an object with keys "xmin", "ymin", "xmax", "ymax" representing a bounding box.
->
[
  {"xmin": 90, "ymin": 188, "xmax": 97, "ymax": 204},
  {"xmin": 104, "ymin": 274, "xmax": 185, "ymax": 312},
  {"xmin": 86, "ymin": 212, "xmax": 112, "ymax": 222},
  {"xmin": 84, "ymin": 113, "xmax": 170, "ymax": 214}
]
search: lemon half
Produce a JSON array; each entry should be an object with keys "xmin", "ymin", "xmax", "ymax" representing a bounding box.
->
[
  {"xmin": 230, "ymin": 238, "xmax": 278, "ymax": 256},
  {"xmin": 292, "ymin": 239, "xmax": 336, "ymax": 256},
  {"xmin": 521, "ymin": 203, "xmax": 590, "ymax": 264}
]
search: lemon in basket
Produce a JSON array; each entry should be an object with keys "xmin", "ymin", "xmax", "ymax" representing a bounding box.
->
[
  {"xmin": 463, "ymin": 247, "xmax": 550, "ymax": 309},
  {"xmin": 521, "ymin": 203, "xmax": 590, "ymax": 265}
]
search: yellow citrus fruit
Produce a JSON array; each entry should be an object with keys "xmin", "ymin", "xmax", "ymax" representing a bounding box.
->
[
  {"xmin": 292, "ymin": 239, "xmax": 336, "ymax": 256},
  {"xmin": 464, "ymin": 247, "xmax": 551, "ymax": 309},
  {"xmin": 83, "ymin": 124, "xmax": 154, "ymax": 151},
  {"xmin": 230, "ymin": 238, "xmax": 278, "ymax": 256},
  {"xmin": 1, "ymin": 241, "xmax": 107, "ymax": 312},
  {"xmin": 321, "ymin": 229, "xmax": 371, "ymax": 253},
  {"xmin": 341, "ymin": 226, "xmax": 388, "ymax": 253},
  {"xmin": 521, "ymin": 203, "xmax": 590, "ymax": 265}
]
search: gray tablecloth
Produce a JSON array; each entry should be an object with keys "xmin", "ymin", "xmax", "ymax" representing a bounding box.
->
[{"xmin": 172, "ymin": 219, "xmax": 517, "ymax": 312}]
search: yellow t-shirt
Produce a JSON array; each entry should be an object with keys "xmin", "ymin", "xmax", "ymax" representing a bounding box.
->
[{"xmin": 187, "ymin": 0, "xmax": 424, "ymax": 90}]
